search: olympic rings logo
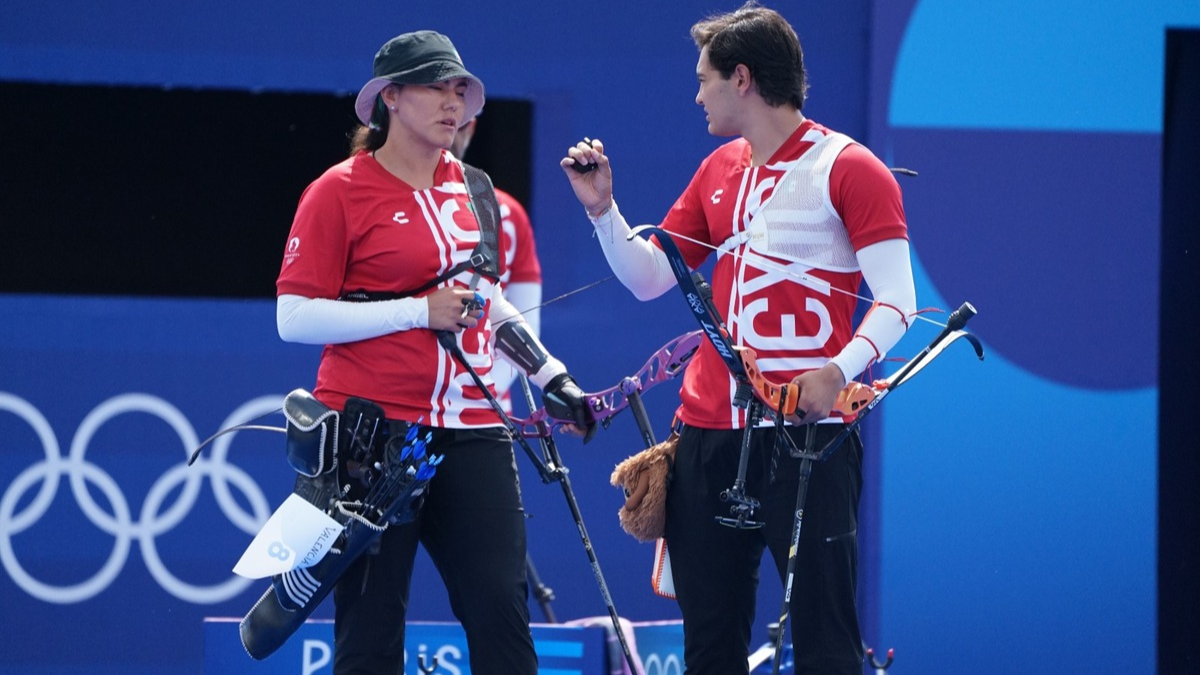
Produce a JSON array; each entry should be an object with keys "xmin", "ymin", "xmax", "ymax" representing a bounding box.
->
[
  {"xmin": 0, "ymin": 391, "xmax": 283, "ymax": 605},
  {"xmin": 641, "ymin": 652, "xmax": 683, "ymax": 675}
]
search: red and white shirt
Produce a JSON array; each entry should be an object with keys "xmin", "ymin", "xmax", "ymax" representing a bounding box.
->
[
  {"xmin": 277, "ymin": 150, "xmax": 504, "ymax": 427},
  {"xmin": 497, "ymin": 188, "xmax": 542, "ymax": 288},
  {"xmin": 661, "ymin": 120, "xmax": 908, "ymax": 429}
]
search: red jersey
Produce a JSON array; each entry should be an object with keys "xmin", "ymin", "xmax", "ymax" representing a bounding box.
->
[
  {"xmin": 496, "ymin": 189, "xmax": 542, "ymax": 287},
  {"xmin": 660, "ymin": 120, "xmax": 907, "ymax": 429},
  {"xmin": 277, "ymin": 150, "xmax": 503, "ymax": 427}
]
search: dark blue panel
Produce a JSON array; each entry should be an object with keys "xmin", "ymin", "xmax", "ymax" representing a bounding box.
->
[{"xmin": 891, "ymin": 127, "xmax": 1160, "ymax": 389}]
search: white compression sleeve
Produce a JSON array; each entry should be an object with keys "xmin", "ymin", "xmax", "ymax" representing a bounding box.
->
[
  {"xmin": 501, "ymin": 282, "xmax": 541, "ymax": 337},
  {"xmin": 827, "ymin": 238, "xmax": 917, "ymax": 382},
  {"xmin": 276, "ymin": 293, "xmax": 428, "ymax": 345},
  {"xmin": 589, "ymin": 201, "xmax": 678, "ymax": 301}
]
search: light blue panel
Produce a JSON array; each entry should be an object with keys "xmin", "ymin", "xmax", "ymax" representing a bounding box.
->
[
  {"xmin": 879, "ymin": 252, "xmax": 1156, "ymax": 675},
  {"xmin": 890, "ymin": 0, "xmax": 1200, "ymax": 132},
  {"xmin": 536, "ymin": 640, "xmax": 587, "ymax": 658}
]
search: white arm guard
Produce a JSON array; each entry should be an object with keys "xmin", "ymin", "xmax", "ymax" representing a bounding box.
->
[
  {"xmin": 276, "ymin": 293, "xmax": 428, "ymax": 345},
  {"xmin": 589, "ymin": 201, "xmax": 678, "ymax": 301},
  {"xmin": 827, "ymin": 238, "xmax": 917, "ymax": 382}
]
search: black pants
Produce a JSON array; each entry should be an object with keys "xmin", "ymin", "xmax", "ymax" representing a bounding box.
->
[
  {"xmin": 664, "ymin": 423, "xmax": 864, "ymax": 675},
  {"xmin": 332, "ymin": 426, "xmax": 537, "ymax": 675}
]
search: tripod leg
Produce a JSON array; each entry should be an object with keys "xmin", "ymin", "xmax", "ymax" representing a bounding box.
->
[
  {"xmin": 771, "ymin": 425, "xmax": 816, "ymax": 675},
  {"xmin": 717, "ymin": 401, "xmax": 764, "ymax": 528},
  {"xmin": 626, "ymin": 388, "xmax": 656, "ymax": 447},
  {"xmin": 519, "ymin": 376, "xmax": 643, "ymax": 675},
  {"xmin": 525, "ymin": 553, "xmax": 557, "ymax": 624}
]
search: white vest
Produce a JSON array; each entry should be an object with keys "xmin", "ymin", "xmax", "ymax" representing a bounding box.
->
[{"xmin": 720, "ymin": 131, "xmax": 859, "ymax": 273}]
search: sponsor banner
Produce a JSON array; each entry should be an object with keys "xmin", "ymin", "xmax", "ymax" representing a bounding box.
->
[{"xmin": 203, "ymin": 619, "xmax": 627, "ymax": 675}]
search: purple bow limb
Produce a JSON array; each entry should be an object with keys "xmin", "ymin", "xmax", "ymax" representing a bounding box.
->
[{"xmin": 512, "ymin": 330, "xmax": 704, "ymax": 438}]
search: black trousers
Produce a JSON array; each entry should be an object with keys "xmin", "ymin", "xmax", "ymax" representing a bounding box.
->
[
  {"xmin": 332, "ymin": 426, "xmax": 537, "ymax": 675},
  {"xmin": 664, "ymin": 423, "xmax": 864, "ymax": 675}
]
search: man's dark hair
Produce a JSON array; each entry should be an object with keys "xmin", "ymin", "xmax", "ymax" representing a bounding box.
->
[{"xmin": 691, "ymin": 1, "xmax": 808, "ymax": 110}]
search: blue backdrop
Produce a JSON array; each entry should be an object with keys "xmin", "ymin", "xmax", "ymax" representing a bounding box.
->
[
  {"xmin": 871, "ymin": 2, "xmax": 1195, "ymax": 673},
  {"xmin": 1, "ymin": 2, "xmax": 1189, "ymax": 673}
]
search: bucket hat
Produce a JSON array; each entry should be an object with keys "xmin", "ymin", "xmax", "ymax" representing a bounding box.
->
[{"xmin": 354, "ymin": 30, "xmax": 485, "ymax": 127}]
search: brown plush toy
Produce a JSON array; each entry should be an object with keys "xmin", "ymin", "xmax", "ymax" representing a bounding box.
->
[{"xmin": 609, "ymin": 433, "xmax": 679, "ymax": 542}]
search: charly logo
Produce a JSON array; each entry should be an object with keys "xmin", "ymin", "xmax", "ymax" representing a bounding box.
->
[{"xmin": 0, "ymin": 391, "xmax": 282, "ymax": 604}]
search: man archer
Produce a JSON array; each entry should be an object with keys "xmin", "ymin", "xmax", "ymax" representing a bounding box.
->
[{"xmin": 560, "ymin": 3, "xmax": 917, "ymax": 674}]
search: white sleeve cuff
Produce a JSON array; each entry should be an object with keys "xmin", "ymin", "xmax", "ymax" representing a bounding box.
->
[{"xmin": 276, "ymin": 293, "xmax": 428, "ymax": 345}]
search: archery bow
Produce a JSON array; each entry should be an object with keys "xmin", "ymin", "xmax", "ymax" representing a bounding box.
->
[{"xmin": 509, "ymin": 329, "xmax": 703, "ymax": 438}]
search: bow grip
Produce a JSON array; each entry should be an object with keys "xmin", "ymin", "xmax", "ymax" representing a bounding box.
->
[
  {"xmin": 739, "ymin": 347, "xmax": 881, "ymax": 419},
  {"xmin": 736, "ymin": 346, "xmax": 800, "ymax": 416}
]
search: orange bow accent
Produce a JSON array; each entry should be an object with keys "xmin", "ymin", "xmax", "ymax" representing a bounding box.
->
[{"xmin": 736, "ymin": 346, "xmax": 882, "ymax": 420}]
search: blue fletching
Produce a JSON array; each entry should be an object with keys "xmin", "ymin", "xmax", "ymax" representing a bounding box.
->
[{"xmin": 416, "ymin": 463, "xmax": 437, "ymax": 481}]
